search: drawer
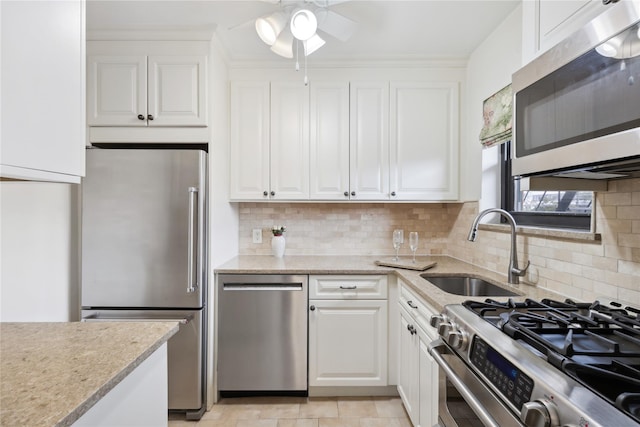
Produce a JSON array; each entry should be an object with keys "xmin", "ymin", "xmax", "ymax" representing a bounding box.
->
[
  {"xmin": 398, "ymin": 280, "xmax": 437, "ymax": 339},
  {"xmin": 309, "ymin": 275, "xmax": 388, "ymax": 299}
]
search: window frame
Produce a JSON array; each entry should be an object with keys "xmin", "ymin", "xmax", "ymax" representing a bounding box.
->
[{"xmin": 500, "ymin": 141, "xmax": 592, "ymax": 231}]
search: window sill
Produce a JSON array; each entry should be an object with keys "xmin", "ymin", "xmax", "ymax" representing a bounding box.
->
[{"xmin": 478, "ymin": 223, "xmax": 601, "ymax": 242}]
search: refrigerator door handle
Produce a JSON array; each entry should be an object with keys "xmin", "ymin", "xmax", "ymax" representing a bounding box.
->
[
  {"xmin": 187, "ymin": 186, "xmax": 199, "ymax": 294},
  {"xmin": 82, "ymin": 315, "xmax": 192, "ymax": 324}
]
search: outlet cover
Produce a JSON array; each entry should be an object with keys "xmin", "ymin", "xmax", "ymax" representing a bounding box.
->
[{"xmin": 252, "ymin": 229, "xmax": 262, "ymax": 244}]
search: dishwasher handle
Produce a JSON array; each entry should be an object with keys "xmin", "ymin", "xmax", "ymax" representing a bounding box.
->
[
  {"xmin": 83, "ymin": 315, "xmax": 192, "ymax": 324},
  {"xmin": 222, "ymin": 283, "xmax": 304, "ymax": 291}
]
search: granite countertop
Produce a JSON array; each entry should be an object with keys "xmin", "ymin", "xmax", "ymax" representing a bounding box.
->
[
  {"xmin": 0, "ymin": 321, "xmax": 179, "ymax": 427},
  {"xmin": 215, "ymin": 255, "xmax": 567, "ymax": 311}
]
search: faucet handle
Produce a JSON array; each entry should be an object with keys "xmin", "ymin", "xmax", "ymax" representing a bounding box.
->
[{"xmin": 512, "ymin": 260, "xmax": 531, "ymax": 277}]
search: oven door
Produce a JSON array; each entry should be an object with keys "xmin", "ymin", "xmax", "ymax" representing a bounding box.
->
[{"xmin": 429, "ymin": 339, "xmax": 523, "ymax": 427}]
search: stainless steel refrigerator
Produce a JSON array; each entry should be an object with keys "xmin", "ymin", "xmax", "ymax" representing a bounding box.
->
[{"xmin": 81, "ymin": 147, "xmax": 207, "ymax": 420}]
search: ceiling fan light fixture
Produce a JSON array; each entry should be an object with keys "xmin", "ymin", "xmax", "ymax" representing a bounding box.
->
[
  {"xmin": 596, "ymin": 35, "xmax": 623, "ymax": 57},
  {"xmin": 304, "ymin": 33, "xmax": 325, "ymax": 56},
  {"xmin": 270, "ymin": 26, "xmax": 294, "ymax": 58},
  {"xmin": 290, "ymin": 9, "xmax": 318, "ymax": 41},
  {"xmin": 255, "ymin": 11, "xmax": 287, "ymax": 46}
]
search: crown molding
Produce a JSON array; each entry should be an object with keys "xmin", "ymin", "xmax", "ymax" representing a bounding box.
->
[{"xmin": 87, "ymin": 28, "xmax": 215, "ymax": 41}]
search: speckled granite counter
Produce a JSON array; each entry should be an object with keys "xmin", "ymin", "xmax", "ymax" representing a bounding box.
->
[
  {"xmin": 0, "ymin": 321, "xmax": 179, "ymax": 427},
  {"xmin": 215, "ymin": 255, "xmax": 568, "ymax": 311}
]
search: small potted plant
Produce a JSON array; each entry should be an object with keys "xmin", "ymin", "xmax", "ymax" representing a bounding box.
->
[{"xmin": 271, "ymin": 225, "xmax": 286, "ymax": 257}]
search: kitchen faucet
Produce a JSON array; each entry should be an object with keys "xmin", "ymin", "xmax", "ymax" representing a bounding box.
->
[{"xmin": 467, "ymin": 208, "xmax": 530, "ymax": 284}]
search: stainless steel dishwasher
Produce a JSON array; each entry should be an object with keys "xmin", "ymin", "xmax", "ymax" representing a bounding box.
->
[{"xmin": 217, "ymin": 274, "xmax": 308, "ymax": 395}]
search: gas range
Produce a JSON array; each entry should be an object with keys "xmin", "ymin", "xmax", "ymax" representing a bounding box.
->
[{"xmin": 430, "ymin": 298, "xmax": 640, "ymax": 427}]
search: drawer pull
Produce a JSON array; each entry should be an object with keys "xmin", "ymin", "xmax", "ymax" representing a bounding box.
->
[
  {"xmin": 407, "ymin": 300, "xmax": 418, "ymax": 309},
  {"xmin": 339, "ymin": 285, "xmax": 357, "ymax": 290}
]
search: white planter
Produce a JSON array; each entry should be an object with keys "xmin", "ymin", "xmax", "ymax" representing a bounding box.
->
[{"xmin": 271, "ymin": 235, "xmax": 286, "ymax": 258}]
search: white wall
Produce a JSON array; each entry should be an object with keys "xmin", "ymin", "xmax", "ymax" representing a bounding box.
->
[
  {"xmin": 464, "ymin": 5, "xmax": 523, "ymax": 213},
  {"xmin": 0, "ymin": 182, "xmax": 80, "ymax": 321}
]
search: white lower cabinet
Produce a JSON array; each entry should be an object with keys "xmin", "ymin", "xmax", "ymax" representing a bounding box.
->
[
  {"xmin": 397, "ymin": 281, "xmax": 439, "ymax": 427},
  {"xmin": 309, "ymin": 275, "xmax": 388, "ymax": 387},
  {"xmin": 73, "ymin": 343, "xmax": 168, "ymax": 427}
]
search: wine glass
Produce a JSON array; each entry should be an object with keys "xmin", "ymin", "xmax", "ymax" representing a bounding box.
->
[
  {"xmin": 392, "ymin": 229, "xmax": 404, "ymax": 261},
  {"xmin": 409, "ymin": 232, "xmax": 419, "ymax": 263}
]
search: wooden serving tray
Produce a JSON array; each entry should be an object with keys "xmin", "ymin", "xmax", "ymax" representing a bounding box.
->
[{"xmin": 375, "ymin": 259, "xmax": 438, "ymax": 271}]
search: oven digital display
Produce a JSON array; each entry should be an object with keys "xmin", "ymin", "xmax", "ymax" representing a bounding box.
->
[
  {"xmin": 486, "ymin": 346, "xmax": 518, "ymax": 381},
  {"xmin": 470, "ymin": 336, "xmax": 534, "ymax": 410}
]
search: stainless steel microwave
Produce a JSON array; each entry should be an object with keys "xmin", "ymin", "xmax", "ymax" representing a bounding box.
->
[{"xmin": 512, "ymin": 0, "xmax": 640, "ymax": 179}]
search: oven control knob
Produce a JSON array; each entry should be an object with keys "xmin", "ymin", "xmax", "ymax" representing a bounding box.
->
[
  {"xmin": 430, "ymin": 314, "xmax": 447, "ymax": 329},
  {"xmin": 437, "ymin": 321, "xmax": 452, "ymax": 337},
  {"xmin": 447, "ymin": 329, "xmax": 468, "ymax": 351},
  {"xmin": 521, "ymin": 400, "xmax": 560, "ymax": 427}
]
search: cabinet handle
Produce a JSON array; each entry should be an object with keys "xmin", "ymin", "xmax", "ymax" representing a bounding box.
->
[
  {"xmin": 270, "ymin": 191, "xmax": 275, "ymax": 196},
  {"xmin": 310, "ymin": 305, "xmax": 316, "ymax": 311},
  {"xmin": 344, "ymin": 191, "xmax": 349, "ymax": 197},
  {"xmin": 351, "ymin": 191, "xmax": 356, "ymax": 196},
  {"xmin": 137, "ymin": 114, "xmax": 145, "ymax": 120},
  {"xmin": 407, "ymin": 324, "xmax": 416, "ymax": 335},
  {"xmin": 263, "ymin": 191, "xmax": 268, "ymax": 197},
  {"xmin": 339, "ymin": 285, "xmax": 357, "ymax": 290},
  {"xmin": 407, "ymin": 300, "xmax": 418, "ymax": 309},
  {"xmin": 147, "ymin": 114, "xmax": 154, "ymax": 121},
  {"xmin": 391, "ymin": 191, "xmax": 397, "ymax": 197}
]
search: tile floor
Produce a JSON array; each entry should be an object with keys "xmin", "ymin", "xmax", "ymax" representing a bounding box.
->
[{"xmin": 168, "ymin": 396, "xmax": 412, "ymax": 427}]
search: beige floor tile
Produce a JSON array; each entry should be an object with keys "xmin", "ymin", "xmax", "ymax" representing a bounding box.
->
[
  {"xmin": 218, "ymin": 406, "xmax": 262, "ymax": 421},
  {"xmin": 318, "ymin": 418, "xmax": 360, "ymax": 427},
  {"xmin": 259, "ymin": 403, "xmax": 301, "ymax": 419},
  {"xmin": 336, "ymin": 398, "xmax": 378, "ymax": 418},
  {"xmin": 299, "ymin": 400, "xmax": 339, "ymax": 418},
  {"xmin": 393, "ymin": 416, "xmax": 413, "ymax": 427},
  {"xmin": 236, "ymin": 420, "xmax": 279, "ymax": 427},
  {"xmin": 359, "ymin": 418, "xmax": 401, "ymax": 427},
  {"xmin": 372, "ymin": 398, "xmax": 407, "ymax": 418},
  {"xmin": 200, "ymin": 405, "xmax": 225, "ymax": 420},
  {"xmin": 277, "ymin": 419, "xmax": 320, "ymax": 427},
  {"xmin": 196, "ymin": 420, "xmax": 237, "ymax": 427},
  {"xmin": 168, "ymin": 420, "xmax": 195, "ymax": 427}
]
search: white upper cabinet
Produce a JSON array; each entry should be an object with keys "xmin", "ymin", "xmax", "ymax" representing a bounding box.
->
[
  {"xmin": 87, "ymin": 54, "xmax": 207, "ymax": 127},
  {"xmin": 309, "ymin": 82, "xmax": 350, "ymax": 200},
  {"xmin": 270, "ymin": 82, "xmax": 310, "ymax": 200},
  {"xmin": 350, "ymin": 82, "xmax": 391, "ymax": 201},
  {"xmin": 229, "ymin": 81, "xmax": 270, "ymax": 200},
  {"xmin": 390, "ymin": 82, "xmax": 459, "ymax": 201},
  {"xmin": 0, "ymin": 0, "xmax": 85, "ymax": 183},
  {"xmin": 87, "ymin": 56, "xmax": 146, "ymax": 126},
  {"xmin": 229, "ymin": 81, "xmax": 309, "ymax": 201},
  {"xmin": 229, "ymin": 75, "xmax": 461, "ymax": 202},
  {"xmin": 523, "ymin": 0, "xmax": 608, "ymax": 62}
]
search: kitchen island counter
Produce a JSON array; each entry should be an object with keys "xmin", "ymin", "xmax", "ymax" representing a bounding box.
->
[
  {"xmin": 215, "ymin": 255, "xmax": 567, "ymax": 311},
  {"xmin": 0, "ymin": 321, "xmax": 178, "ymax": 427}
]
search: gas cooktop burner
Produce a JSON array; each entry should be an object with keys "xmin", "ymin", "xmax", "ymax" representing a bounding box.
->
[{"xmin": 463, "ymin": 298, "xmax": 640, "ymax": 424}]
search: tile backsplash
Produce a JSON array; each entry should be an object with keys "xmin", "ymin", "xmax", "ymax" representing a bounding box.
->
[{"xmin": 238, "ymin": 178, "xmax": 639, "ymax": 304}]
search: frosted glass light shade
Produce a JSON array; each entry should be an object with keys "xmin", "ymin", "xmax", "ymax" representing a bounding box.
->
[
  {"xmin": 290, "ymin": 9, "xmax": 317, "ymax": 41},
  {"xmin": 255, "ymin": 12, "xmax": 287, "ymax": 46},
  {"xmin": 270, "ymin": 27, "xmax": 294, "ymax": 58}
]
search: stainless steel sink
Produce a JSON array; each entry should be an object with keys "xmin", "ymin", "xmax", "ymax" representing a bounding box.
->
[{"xmin": 419, "ymin": 274, "xmax": 519, "ymax": 297}]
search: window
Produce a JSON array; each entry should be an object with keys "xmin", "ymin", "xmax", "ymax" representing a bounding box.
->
[{"xmin": 501, "ymin": 142, "xmax": 592, "ymax": 230}]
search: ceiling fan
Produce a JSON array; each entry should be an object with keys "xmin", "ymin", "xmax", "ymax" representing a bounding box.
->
[{"xmin": 245, "ymin": 0, "xmax": 358, "ymax": 59}]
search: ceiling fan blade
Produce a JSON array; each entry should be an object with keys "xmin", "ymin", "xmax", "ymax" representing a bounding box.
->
[
  {"xmin": 312, "ymin": 0, "xmax": 352, "ymax": 7},
  {"xmin": 315, "ymin": 9, "xmax": 357, "ymax": 42}
]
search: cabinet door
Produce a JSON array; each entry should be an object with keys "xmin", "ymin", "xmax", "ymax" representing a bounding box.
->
[
  {"xmin": 349, "ymin": 82, "xmax": 390, "ymax": 200},
  {"xmin": 147, "ymin": 55, "xmax": 207, "ymax": 127},
  {"xmin": 1, "ymin": 0, "xmax": 85, "ymax": 183},
  {"xmin": 309, "ymin": 299, "xmax": 388, "ymax": 386},
  {"xmin": 397, "ymin": 306, "xmax": 420, "ymax": 426},
  {"xmin": 309, "ymin": 82, "xmax": 350, "ymax": 200},
  {"xmin": 418, "ymin": 328, "xmax": 439, "ymax": 427},
  {"xmin": 229, "ymin": 81, "xmax": 271, "ymax": 200},
  {"xmin": 270, "ymin": 82, "xmax": 310, "ymax": 200},
  {"xmin": 390, "ymin": 82, "xmax": 459, "ymax": 201},
  {"xmin": 87, "ymin": 55, "xmax": 147, "ymax": 127}
]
